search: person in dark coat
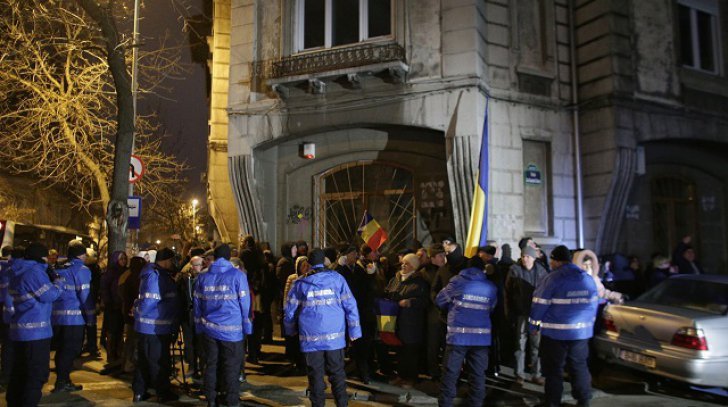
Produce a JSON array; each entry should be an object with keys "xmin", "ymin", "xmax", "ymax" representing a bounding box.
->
[
  {"xmin": 119, "ymin": 255, "xmax": 147, "ymax": 374},
  {"xmin": 505, "ymin": 246, "xmax": 548, "ymax": 385},
  {"xmin": 672, "ymin": 236, "xmax": 704, "ymax": 275},
  {"xmin": 424, "ymin": 243, "xmax": 448, "ymax": 380},
  {"xmin": 100, "ymin": 251, "xmax": 127, "ymax": 370},
  {"xmin": 239, "ymin": 235, "xmax": 264, "ymax": 364},
  {"xmin": 384, "ymin": 253, "xmax": 428, "ymax": 388},
  {"xmin": 344, "ymin": 246, "xmax": 378, "ymax": 383}
]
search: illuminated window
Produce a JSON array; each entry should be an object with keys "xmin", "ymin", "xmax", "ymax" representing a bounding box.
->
[
  {"xmin": 677, "ymin": 0, "xmax": 721, "ymax": 74},
  {"xmin": 296, "ymin": 0, "xmax": 393, "ymax": 52}
]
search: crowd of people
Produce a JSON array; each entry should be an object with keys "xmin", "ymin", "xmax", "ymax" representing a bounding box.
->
[{"xmin": 0, "ymin": 233, "xmax": 704, "ymax": 407}]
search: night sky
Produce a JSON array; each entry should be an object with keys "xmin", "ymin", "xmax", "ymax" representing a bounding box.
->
[{"xmin": 137, "ymin": 0, "xmax": 208, "ymax": 203}]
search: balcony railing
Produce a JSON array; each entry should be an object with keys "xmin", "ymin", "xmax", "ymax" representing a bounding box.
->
[{"xmin": 253, "ymin": 43, "xmax": 406, "ymax": 80}]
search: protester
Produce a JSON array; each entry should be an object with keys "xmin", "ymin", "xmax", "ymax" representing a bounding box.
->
[
  {"xmin": 436, "ymin": 257, "xmax": 498, "ymax": 407},
  {"xmin": 100, "ymin": 251, "xmax": 127, "ymax": 372},
  {"xmin": 424, "ymin": 243, "xmax": 448, "ymax": 380},
  {"xmin": 283, "ymin": 256, "xmax": 308, "ymax": 373},
  {"xmin": 530, "ymin": 245, "xmax": 598, "ymax": 407},
  {"xmin": 283, "ymin": 248, "xmax": 361, "ymax": 407},
  {"xmin": 505, "ymin": 245, "xmax": 548, "ymax": 385},
  {"xmin": 51, "ymin": 240, "xmax": 93, "ymax": 392},
  {"xmin": 384, "ymin": 253, "xmax": 428, "ymax": 388},
  {"xmin": 240, "ymin": 235, "xmax": 264, "ymax": 364},
  {"xmin": 194, "ymin": 244, "xmax": 252, "ymax": 407},
  {"xmin": 6, "ymin": 243, "xmax": 64, "ymax": 407},
  {"xmin": 132, "ymin": 248, "xmax": 181, "ymax": 403}
]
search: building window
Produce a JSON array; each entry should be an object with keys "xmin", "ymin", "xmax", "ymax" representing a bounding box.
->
[
  {"xmin": 523, "ymin": 140, "xmax": 552, "ymax": 236},
  {"xmin": 296, "ymin": 0, "xmax": 393, "ymax": 52},
  {"xmin": 677, "ymin": 0, "xmax": 721, "ymax": 74}
]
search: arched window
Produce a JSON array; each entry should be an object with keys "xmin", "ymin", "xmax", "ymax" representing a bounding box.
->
[
  {"xmin": 317, "ymin": 161, "xmax": 414, "ymax": 253},
  {"xmin": 652, "ymin": 176, "xmax": 698, "ymax": 256}
]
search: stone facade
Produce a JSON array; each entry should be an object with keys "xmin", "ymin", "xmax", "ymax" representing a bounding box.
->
[{"xmin": 207, "ymin": 0, "xmax": 728, "ymax": 272}]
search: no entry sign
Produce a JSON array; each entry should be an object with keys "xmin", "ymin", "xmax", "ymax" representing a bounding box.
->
[{"xmin": 129, "ymin": 155, "xmax": 145, "ymax": 183}]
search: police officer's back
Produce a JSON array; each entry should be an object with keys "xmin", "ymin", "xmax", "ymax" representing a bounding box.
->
[
  {"xmin": 193, "ymin": 244, "xmax": 252, "ymax": 407},
  {"xmin": 529, "ymin": 245, "xmax": 598, "ymax": 407}
]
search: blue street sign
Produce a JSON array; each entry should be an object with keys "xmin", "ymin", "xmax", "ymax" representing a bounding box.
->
[{"xmin": 128, "ymin": 196, "xmax": 142, "ymax": 230}]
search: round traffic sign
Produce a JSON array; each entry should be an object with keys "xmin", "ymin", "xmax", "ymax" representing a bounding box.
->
[{"xmin": 129, "ymin": 155, "xmax": 145, "ymax": 183}]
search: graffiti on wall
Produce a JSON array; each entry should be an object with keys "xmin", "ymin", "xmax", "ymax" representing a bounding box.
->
[{"xmin": 287, "ymin": 205, "xmax": 312, "ymax": 224}]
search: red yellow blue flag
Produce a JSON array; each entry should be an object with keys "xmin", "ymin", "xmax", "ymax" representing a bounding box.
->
[
  {"xmin": 357, "ymin": 211, "xmax": 388, "ymax": 251},
  {"xmin": 464, "ymin": 98, "xmax": 489, "ymax": 258}
]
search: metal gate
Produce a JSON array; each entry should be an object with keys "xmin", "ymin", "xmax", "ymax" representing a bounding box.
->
[{"xmin": 316, "ymin": 161, "xmax": 415, "ymax": 253}]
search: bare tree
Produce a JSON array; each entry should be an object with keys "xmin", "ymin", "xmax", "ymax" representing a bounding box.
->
[{"xmin": 0, "ymin": 0, "xmax": 186, "ymax": 257}]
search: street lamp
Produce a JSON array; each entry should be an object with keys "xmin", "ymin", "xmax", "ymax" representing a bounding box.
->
[
  {"xmin": 155, "ymin": 239, "xmax": 161, "ymax": 245},
  {"xmin": 191, "ymin": 199, "xmax": 199, "ymax": 241}
]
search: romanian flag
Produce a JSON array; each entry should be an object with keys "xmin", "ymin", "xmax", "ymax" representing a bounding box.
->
[
  {"xmin": 357, "ymin": 211, "xmax": 388, "ymax": 251},
  {"xmin": 464, "ymin": 98, "xmax": 489, "ymax": 258}
]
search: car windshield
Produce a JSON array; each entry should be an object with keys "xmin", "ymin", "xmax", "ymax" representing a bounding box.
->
[{"xmin": 638, "ymin": 279, "xmax": 728, "ymax": 315}]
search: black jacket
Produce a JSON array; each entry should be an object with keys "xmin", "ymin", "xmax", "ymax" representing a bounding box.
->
[
  {"xmin": 385, "ymin": 272, "xmax": 429, "ymax": 344},
  {"xmin": 505, "ymin": 261, "xmax": 548, "ymax": 318}
]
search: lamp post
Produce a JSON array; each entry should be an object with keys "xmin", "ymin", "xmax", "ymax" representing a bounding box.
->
[{"xmin": 192, "ymin": 199, "xmax": 199, "ymax": 241}]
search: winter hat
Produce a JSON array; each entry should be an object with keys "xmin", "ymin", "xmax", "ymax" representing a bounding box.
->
[
  {"xmin": 522, "ymin": 246, "xmax": 539, "ymax": 259},
  {"xmin": 308, "ymin": 248, "xmax": 326, "ymax": 266},
  {"xmin": 156, "ymin": 248, "xmax": 175, "ymax": 262},
  {"xmin": 550, "ymin": 245, "xmax": 571, "ymax": 262},
  {"xmin": 480, "ymin": 245, "xmax": 497, "ymax": 256},
  {"xmin": 214, "ymin": 244, "xmax": 232, "ymax": 260},
  {"xmin": 501, "ymin": 243, "xmax": 512, "ymax": 260},
  {"xmin": 428, "ymin": 243, "xmax": 446, "ymax": 257},
  {"xmin": 24, "ymin": 242, "xmax": 49, "ymax": 263},
  {"xmin": 67, "ymin": 241, "xmax": 87, "ymax": 259},
  {"xmin": 402, "ymin": 253, "xmax": 420, "ymax": 270}
]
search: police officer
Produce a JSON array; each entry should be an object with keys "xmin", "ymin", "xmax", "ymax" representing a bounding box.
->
[
  {"xmin": 283, "ymin": 248, "xmax": 361, "ymax": 407},
  {"xmin": 6, "ymin": 242, "xmax": 64, "ymax": 407},
  {"xmin": 0, "ymin": 245, "xmax": 15, "ymax": 387},
  {"xmin": 529, "ymin": 245, "xmax": 599, "ymax": 407},
  {"xmin": 51, "ymin": 240, "xmax": 93, "ymax": 392},
  {"xmin": 435, "ymin": 257, "xmax": 498, "ymax": 407},
  {"xmin": 193, "ymin": 244, "xmax": 252, "ymax": 407},
  {"xmin": 132, "ymin": 248, "xmax": 180, "ymax": 403}
]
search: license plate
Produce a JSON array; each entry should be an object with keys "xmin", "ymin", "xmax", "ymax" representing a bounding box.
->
[{"xmin": 619, "ymin": 349, "xmax": 656, "ymax": 369}]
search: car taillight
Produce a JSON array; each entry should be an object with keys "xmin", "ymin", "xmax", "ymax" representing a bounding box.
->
[
  {"xmin": 603, "ymin": 311, "xmax": 618, "ymax": 333},
  {"xmin": 671, "ymin": 327, "xmax": 708, "ymax": 351}
]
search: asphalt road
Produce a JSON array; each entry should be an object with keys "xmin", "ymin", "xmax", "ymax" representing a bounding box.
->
[{"xmin": 0, "ymin": 340, "xmax": 725, "ymax": 406}]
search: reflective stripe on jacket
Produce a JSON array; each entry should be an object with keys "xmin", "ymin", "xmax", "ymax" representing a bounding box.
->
[
  {"xmin": 283, "ymin": 267, "xmax": 361, "ymax": 352},
  {"xmin": 134, "ymin": 263, "xmax": 180, "ymax": 335},
  {"xmin": 9, "ymin": 260, "xmax": 64, "ymax": 341},
  {"xmin": 0, "ymin": 259, "xmax": 14, "ymax": 324},
  {"xmin": 435, "ymin": 267, "xmax": 497, "ymax": 346},
  {"xmin": 529, "ymin": 262, "xmax": 598, "ymax": 340},
  {"xmin": 52, "ymin": 258, "xmax": 93, "ymax": 326},
  {"xmin": 193, "ymin": 258, "xmax": 252, "ymax": 342}
]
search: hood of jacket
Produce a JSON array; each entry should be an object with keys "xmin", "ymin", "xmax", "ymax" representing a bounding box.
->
[
  {"xmin": 208, "ymin": 258, "xmax": 234, "ymax": 274},
  {"xmin": 13, "ymin": 259, "xmax": 41, "ymax": 276},
  {"xmin": 297, "ymin": 267, "xmax": 337, "ymax": 291},
  {"xmin": 458, "ymin": 266, "xmax": 488, "ymax": 282}
]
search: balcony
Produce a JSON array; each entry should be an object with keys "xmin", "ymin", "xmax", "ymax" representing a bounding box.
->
[{"xmin": 253, "ymin": 43, "xmax": 408, "ymax": 97}]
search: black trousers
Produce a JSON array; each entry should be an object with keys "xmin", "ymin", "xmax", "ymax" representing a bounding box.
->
[
  {"xmin": 6, "ymin": 338, "xmax": 51, "ymax": 407},
  {"xmin": 0, "ymin": 322, "xmax": 14, "ymax": 384},
  {"xmin": 305, "ymin": 349, "xmax": 348, "ymax": 407},
  {"xmin": 247, "ymin": 311, "xmax": 263, "ymax": 361},
  {"xmin": 202, "ymin": 334, "xmax": 244, "ymax": 407},
  {"xmin": 540, "ymin": 336, "xmax": 592, "ymax": 406},
  {"xmin": 132, "ymin": 333, "xmax": 173, "ymax": 396},
  {"xmin": 351, "ymin": 335, "xmax": 373, "ymax": 380},
  {"xmin": 84, "ymin": 320, "xmax": 98, "ymax": 353},
  {"xmin": 397, "ymin": 343, "xmax": 421, "ymax": 381},
  {"xmin": 53, "ymin": 325, "xmax": 85, "ymax": 384}
]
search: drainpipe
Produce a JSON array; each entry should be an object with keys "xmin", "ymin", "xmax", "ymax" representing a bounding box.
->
[{"xmin": 569, "ymin": 0, "xmax": 585, "ymax": 248}]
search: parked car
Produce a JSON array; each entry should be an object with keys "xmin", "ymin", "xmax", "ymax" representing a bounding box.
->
[{"xmin": 594, "ymin": 274, "xmax": 728, "ymax": 388}]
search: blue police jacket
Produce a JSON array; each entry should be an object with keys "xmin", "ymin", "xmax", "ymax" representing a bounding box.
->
[
  {"xmin": 193, "ymin": 258, "xmax": 252, "ymax": 342},
  {"xmin": 435, "ymin": 267, "xmax": 498, "ymax": 346},
  {"xmin": 529, "ymin": 262, "xmax": 599, "ymax": 340},
  {"xmin": 52, "ymin": 258, "xmax": 93, "ymax": 326},
  {"xmin": 0, "ymin": 259, "xmax": 13, "ymax": 324},
  {"xmin": 134, "ymin": 263, "xmax": 180, "ymax": 335},
  {"xmin": 283, "ymin": 266, "xmax": 362, "ymax": 352},
  {"xmin": 9, "ymin": 260, "xmax": 64, "ymax": 341}
]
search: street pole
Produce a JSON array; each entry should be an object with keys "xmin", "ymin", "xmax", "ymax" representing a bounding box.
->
[
  {"xmin": 128, "ymin": 0, "xmax": 140, "ymax": 253},
  {"xmin": 192, "ymin": 199, "xmax": 198, "ymax": 242}
]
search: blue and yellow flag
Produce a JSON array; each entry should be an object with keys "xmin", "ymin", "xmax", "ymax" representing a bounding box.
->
[{"xmin": 464, "ymin": 99, "xmax": 489, "ymax": 258}]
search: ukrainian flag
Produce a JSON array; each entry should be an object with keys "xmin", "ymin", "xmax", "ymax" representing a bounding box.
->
[
  {"xmin": 358, "ymin": 211, "xmax": 388, "ymax": 251},
  {"xmin": 464, "ymin": 99, "xmax": 489, "ymax": 258}
]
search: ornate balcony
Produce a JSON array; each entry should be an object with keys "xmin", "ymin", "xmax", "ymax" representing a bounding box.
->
[
  {"xmin": 253, "ymin": 43, "xmax": 408, "ymax": 97},
  {"xmin": 272, "ymin": 43, "xmax": 405, "ymax": 78}
]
